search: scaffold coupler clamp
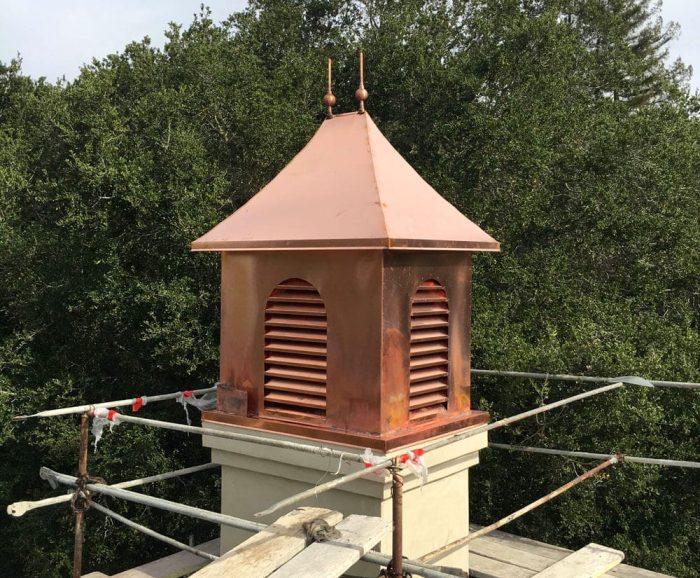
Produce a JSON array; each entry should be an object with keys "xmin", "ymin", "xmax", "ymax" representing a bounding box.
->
[
  {"xmin": 378, "ymin": 560, "xmax": 412, "ymax": 578},
  {"xmin": 71, "ymin": 473, "xmax": 91, "ymax": 514},
  {"xmin": 69, "ymin": 473, "xmax": 106, "ymax": 514}
]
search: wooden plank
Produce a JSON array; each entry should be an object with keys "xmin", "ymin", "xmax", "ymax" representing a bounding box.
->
[
  {"xmin": 606, "ymin": 566, "xmax": 676, "ymax": 578},
  {"xmin": 471, "ymin": 553, "xmax": 536, "ymax": 578},
  {"xmin": 471, "ymin": 536, "xmax": 560, "ymax": 572},
  {"xmin": 269, "ymin": 515, "xmax": 389, "ymax": 578},
  {"xmin": 533, "ymin": 544, "xmax": 624, "ymax": 578},
  {"xmin": 191, "ymin": 507, "xmax": 342, "ymax": 578},
  {"xmin": 111, "ymin": 539, "xmax": 219, "ymax": 578},
  {"xmin": 471, "ymin": 525, "xmax": 674, "ymax": 578},
  {"xmin": 471, "ymin": 525, "xmax": 572, "ymax": 561}
]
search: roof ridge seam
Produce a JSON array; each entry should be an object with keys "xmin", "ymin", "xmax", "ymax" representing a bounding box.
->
[{"xmin": 364, "ymin": 115, "xmax": 391, "ymax": 244}]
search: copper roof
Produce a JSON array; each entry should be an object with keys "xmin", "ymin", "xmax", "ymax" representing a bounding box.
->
[{"xmin": 192, "ymin": 112, "xmax": 500, "ymax": 252}]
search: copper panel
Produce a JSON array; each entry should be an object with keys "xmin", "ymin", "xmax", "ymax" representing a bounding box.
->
[
  {"xmin": 192, "ymin": 113, "xmax": 500, "ymax": 253},
  {"xmin": 381, "ymin": 251, "xmax": 473, "ymax": 430},
  {"xmin": 220, "ymin": 250, "xmax": 384, "ymax": 435}
]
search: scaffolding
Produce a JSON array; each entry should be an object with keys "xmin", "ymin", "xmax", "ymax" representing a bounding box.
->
[{"xmin": 8, "ymin": 370, "xmax": 699, "ymax": 578}]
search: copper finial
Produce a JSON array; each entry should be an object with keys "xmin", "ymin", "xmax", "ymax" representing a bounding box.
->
[
  {"xmin": 322, "ymin": 58, "xmax": 336, "ymax": 118},
  {"xmin": 355, "ymin": 52, "xmax": 368, "ymax": 114}
]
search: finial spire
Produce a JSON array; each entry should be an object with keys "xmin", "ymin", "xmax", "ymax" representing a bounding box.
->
[
  {"xmin": 355, "ymin": 52, "xmax": 368, "ymax": 114},
  {"xmin": 322, "ymin": 58, "xmax": 336, "ymax": 118}
]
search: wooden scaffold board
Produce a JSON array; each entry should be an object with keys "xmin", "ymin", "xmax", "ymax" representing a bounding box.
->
[
  {"xmin": 469, "ymin": 524, "xmax": 674, "ymax": 578},
  {"xmin": 190, "ymin": 507, "xmax": 388, "ymax": 578},
  {"xmin": 532, "ymin": 544, "xmax": 624, "ymax": 578}
]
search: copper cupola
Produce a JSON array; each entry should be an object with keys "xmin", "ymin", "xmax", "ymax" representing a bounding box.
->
[{"xmin": 193, "ymin": 70, "xmax": 499, "ymax": 451}]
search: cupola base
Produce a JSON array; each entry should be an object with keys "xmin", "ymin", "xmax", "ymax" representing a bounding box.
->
[{"xmin": 202, "ymin": 419, "xmax": 489, "ymax": 576}]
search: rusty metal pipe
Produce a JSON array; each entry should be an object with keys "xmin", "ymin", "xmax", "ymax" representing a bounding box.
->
[
  {"xmin": 362, "ymin": 551, "xmax": 461, "ymax": 578},
  {"xmin": 419, "ymin": 456, "xmax": 619, "ymax": 563},
  {"xmin": 390, "ymin": 464, "xmax": 404, "ymax": 577},
  {"xmin": 72, "ymin": 413, "xmax": 90, "ymax": 578}
]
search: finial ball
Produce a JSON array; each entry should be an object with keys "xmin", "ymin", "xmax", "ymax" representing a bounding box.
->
[
  {"xmin": 355, "ymin": 87, "xmax": 369, "ymax": 103},
  {"xmin": 323, "ymin": 93, "xmax": 337, "ymax": 107}
]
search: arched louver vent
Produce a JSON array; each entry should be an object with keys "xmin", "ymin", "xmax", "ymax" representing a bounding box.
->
[
  {"xmin": 409, "ymin": 280, "xmax": 449, "ymax": 422},
  {"xmin": 264, "ymin": 279, "xmax": 327, "ymax": 421}
]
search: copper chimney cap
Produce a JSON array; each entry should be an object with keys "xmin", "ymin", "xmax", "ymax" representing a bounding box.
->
[{"xmin": 192, "ymin": 112, "xmax": 500, "ymax": 252}]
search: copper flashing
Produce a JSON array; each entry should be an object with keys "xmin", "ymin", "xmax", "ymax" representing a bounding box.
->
[
  {"xmin": 202, "ymin": 409, "xmax": 489, "ymax": 452},
  {"xmin": 192, "ymin": 113, "xmax": 500, "ymax": 252}
]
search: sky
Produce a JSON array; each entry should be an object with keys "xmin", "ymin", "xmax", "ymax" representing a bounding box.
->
[{"xmin": 0, "ymin": 0, "xmax": 698, "ymax": 91}]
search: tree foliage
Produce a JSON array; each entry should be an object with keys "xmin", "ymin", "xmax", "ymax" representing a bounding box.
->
[{"xmin": 1, "ymin": 1, "xmax": 698, "ymax": 576}]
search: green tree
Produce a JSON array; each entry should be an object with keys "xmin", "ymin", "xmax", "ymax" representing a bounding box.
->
[{"xmin": 560, "ymin": 0, "xmax": 687, "ymax": 104}]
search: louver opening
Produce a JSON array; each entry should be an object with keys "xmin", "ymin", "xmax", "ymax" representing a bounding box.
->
[
  {"xmin": 409, "ymin": 280, "xmax": 449, "ymax": 422},
  {"xmin": 264, "ymin": 279, "xmax": 327, "ymax": 421}
]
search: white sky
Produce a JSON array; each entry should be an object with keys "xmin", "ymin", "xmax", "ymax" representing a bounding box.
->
[{"xmin": 0, "ymin": 0, "xmax": 698, "ymax": 91}]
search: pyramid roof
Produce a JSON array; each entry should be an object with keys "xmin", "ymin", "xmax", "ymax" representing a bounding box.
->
[{"xmin": 192, "ymin": 112, "xmax": 499, "ymax": 252}]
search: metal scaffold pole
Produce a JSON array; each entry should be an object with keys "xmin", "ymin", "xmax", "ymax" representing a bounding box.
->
[
  {"xmin": 422, "ymin": 382, "xmax": 627, "ymax": 455},
  {"xmin": 471, "ymin": 369, "xmax": 700, "ymax": 390},
  {"xmin": 94, "ymin": 412, "xmax": 369, "ymax": 464},
  {"xmin": 388, "ymin": 462, "xmax": 404, "ymax": 578},
  {"xmin": 489, "ymin": 443, "xmax": 700, "ymax": 469},
  {"xmin": 72, "ymin": 413, "xmax": 90, "ymax": 578},
  {"xmin": 13, "ymin": 386, "xmax": 216, "ymax": 420},
  {"xmin": 89, "ymin": 501, "xmax": 218, "ymax": 562}
]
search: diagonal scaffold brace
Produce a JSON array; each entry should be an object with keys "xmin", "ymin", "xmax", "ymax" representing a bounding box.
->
[{"xmin": 419, "ymin": 455, "xmax": 620, "ymax": 563}]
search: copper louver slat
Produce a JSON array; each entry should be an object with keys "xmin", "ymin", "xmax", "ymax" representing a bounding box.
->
[
  {"xmin": 412, "ymin": 296, "xmax": 448, "ymax": 304},
  {"xmin": 265, "ymin": 354, "xmax": 327, "ymax": 369},
  {"xmin": 411, "ymin": 303, "xmax": 449, "ymax": 316},
  {"xmin": 408, "ymin": 380, "xmax": 449, "ymax": 395},
  {"xmin": 410, "ymin": 317, "xmax": 449, "ymax": 329},
  {"xmin": 264, "ymin": 279, "xmax": 327, "ymax": 420},
  {"xmin": 264, "ymin": 392, "xmax": 327, "ymax": 410},
  {"xmin": 264, "ymin": 341, "xmax": 327, "ymax": 356},
  {"xmin": 409, "ymin": 354, "xmax": 449, "ymax": 370},
  {"xmin": 266, "ymin": 316, "xmax": 328, "ymax": 330},
  {"xmin": 264, "ymin": 366, "xmax": 327, "ymax": 383},
  {"xmin": 409, "ymin": 280, "xmax": 449, "ymax": 422},
  {"xmin": 265, "ymin": 303, "xmax": 327, "ymax": 317},
  {"xmin": 265, "ymin": 328, "xmax": 327, "ymax": 343},
  {"xmin": 410, "ymin": 328, "xmax": 449, "ymax": 342},
  {"xmin": 267, "ymin": 295, "xmax": 323, "ymax": 304},
  {"xmin": 409, "ymin": 392, "xmax": 449, "ymax": 410},
  {"xmin": 410, "ymin": 342, "xmax": 448, "ymax": 356},
  {"xmin": 410, "ymin": 367, "xmax": 449, "ymax": 383},
  {"xmin": 264, "ymin": 379, "xmax": 326, "ymax": 396}
]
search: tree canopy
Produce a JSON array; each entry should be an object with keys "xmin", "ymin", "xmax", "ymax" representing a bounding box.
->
[{"xmin": 1, "ymin": 1, "xmax": 698, "ymax": 576}]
